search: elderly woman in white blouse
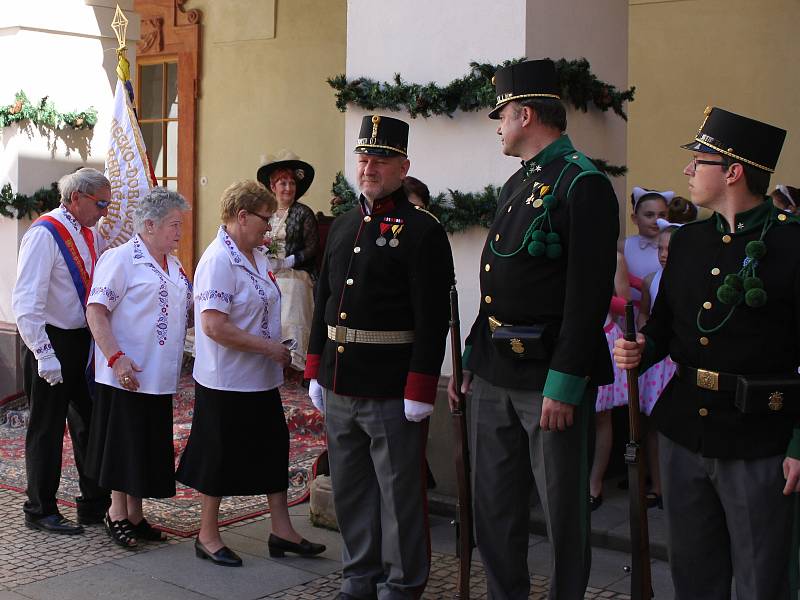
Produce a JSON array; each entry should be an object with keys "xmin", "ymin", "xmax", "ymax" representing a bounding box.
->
[
  {"xmin": 85, "ymin": 187, "xmax": 191, "ymax": 549},
  {"xmin": 176, "ymin": 180, "xmax": 324, "ymax": 567}
]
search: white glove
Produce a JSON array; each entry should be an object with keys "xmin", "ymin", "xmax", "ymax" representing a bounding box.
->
[
  {"xmin": 37, "ymin": 355, "xmax": 63, "ymax": 386},
  {"xmin": 309, "ymin": 379, "xmax": 324, "ymax": 413},
  {"xmin": 284, "ymin": 255, "xmax": 296, "ymax": 269},
  {"xmin": 404, "ymin": 399, "xmax": 434, "ymax": 422}
]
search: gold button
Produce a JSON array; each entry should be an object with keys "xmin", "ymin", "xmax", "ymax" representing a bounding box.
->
[
  {"xmin": 779, "ymin": 213, "xmax": 788, "ymax": 222},
  {"xmin": 700, "ymin": 336, "xmax": 709, "ymax": 346},
  {"xmin": 698, "ymin": 408, "xmax": 709, "ymax": 417},
  {"xmin": 364, "ymin": 215, "xmax": 372, "ymax": 223},
  {"xmin": 346, "ymin": 278, "xmax": 354, "ymax": 286},
  {"xmin": 532, "ymin": 198, "xmax": 543, "ymax": 208},
  {"xmin": 485, "ymin": 295, "xmax": 492, "ymax": 304},
  {"xmin": 337, "ymin": 345, "xmax": 345, "ymax": 354},
  {"xmin": 495, "ymin": 234, "xmax": 501, "ymax": 242},
  {"xmin": 353, "ymin": 246, "xmax": 361, "ymax": 254},
  {"xmin": 484, "ymin": 264, "xmax": 491, "ymax": 272},
  {"xmin": 722, "ymin": 234, "xmax": 731, "ymax": 243},
  {"xmin": 703, "ymin": 301, "xmax": 712, "ymax": 310},
  {"xmin": 340, "ymin": 312, "xmax": 347, "ymax": 320},
  {"xmin": 711, "ymin": 268, "xmax": 721, "ymax": 276}
]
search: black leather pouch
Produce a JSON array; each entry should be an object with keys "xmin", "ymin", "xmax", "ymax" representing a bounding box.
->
[
  {"xmin": 734, "ymin": 376, "xmax": 800, "ymax": 415},
  {"xmin": 491, "ymin": 324, "xmax": 555, "ymax": 361}
]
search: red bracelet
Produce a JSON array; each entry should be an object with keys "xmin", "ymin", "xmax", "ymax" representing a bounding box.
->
[{"xmin": 107, "ymin": 351, "xmax": 125, "ymax": 368}]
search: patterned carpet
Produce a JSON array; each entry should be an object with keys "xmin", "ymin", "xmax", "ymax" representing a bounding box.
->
[{"xmin": 0, "ymin": 372, "xmax": 326, "ymax": 537}]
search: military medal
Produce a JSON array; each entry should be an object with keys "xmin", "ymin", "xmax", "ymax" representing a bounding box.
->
[
  {"xmin": 388, "ymin": 223, "xmax": 404, "ymax": 247},
  {"xmin": 376, "ymin": 237, "xmax": 387, "ymax": 247},
  {"xmin": 389, "ymin": 238, "xmax": 399, "ymax": 247}
]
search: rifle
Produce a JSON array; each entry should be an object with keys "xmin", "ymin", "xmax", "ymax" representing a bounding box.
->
[
  {"xmin": 624, "ymin": 301, "xmax": 654, "ymax": 599},
  {"xmin": 449, "ymin": 284, "xmax": 473, "ymax": 599}
]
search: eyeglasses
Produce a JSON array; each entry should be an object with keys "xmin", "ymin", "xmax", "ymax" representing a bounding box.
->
[
  {"xmin": 688, "ymin": 157, "xmax": 729, "ymax": 174},
  {"xmin": 81, "ymin": 192, "xmax": 111, "ymax": 209},
  {"xmin": 248, "ymin": 211, "xmax": 272, "ymax": 224}
]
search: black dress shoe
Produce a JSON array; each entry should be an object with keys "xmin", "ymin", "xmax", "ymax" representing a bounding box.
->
[
  {"xmin": 589, "ymin": 494, "xmax": 603, "ymax": 512},
  {"xmin": 77, "ymin": 512, "xmax": 106, "ymax": 525},
  {"xmin": 268, "ymin": 533, "xmax": 326, "ymax": 557},
  {"xmin": 194, "ymin": 539, "xmax": 242, "ymax": 567},
  {"xmin": 25, "ymin": 514, "xmax": 84, "ymax": 535}
]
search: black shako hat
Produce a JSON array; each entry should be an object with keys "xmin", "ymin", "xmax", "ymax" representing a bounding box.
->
[
  {"xmin": 489, "ymin": 59, "xmax": 561, "ymax": 119},
  {"xmin": 681, "ymin": 106, "xmax": 787, "ymax": 173},
  {"xmin": 354, "ymin": 115, "xmax": 409, "ymax": 157}
]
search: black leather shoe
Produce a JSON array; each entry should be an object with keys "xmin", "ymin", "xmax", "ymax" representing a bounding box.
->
[
  {"xmin": 77, "ymin": 512, "xmax": 106, "ymax": 525},
  {"xmin": 25, "ymin": 514, "xmax": 84, "ymax": 535},
  {"xmin": 268, "ymin": 533, "xmax": 326, "ymax": 557},
  {"xmin": 195, "ymin": 539, "xmax": 242, "ymax": 567},
  {"xmin": 589, "ymin": 494, "xmax": 603, "ymax": 512}
]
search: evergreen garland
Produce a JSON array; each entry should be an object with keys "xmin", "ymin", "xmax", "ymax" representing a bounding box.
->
[
  {"xmin": 0, "ymin": 91, "xmax": 98, "ymax": 131},
  {"xmin": 329, "ymin": 158, "xmax": 626, "ymax": 233},
  {"xmin": 328, "ymin": 58, "xmax": 634, "ymax": 120},
  {"xmin": 0, "ymin": 182, "xmax": 61, "ymax": 220}
]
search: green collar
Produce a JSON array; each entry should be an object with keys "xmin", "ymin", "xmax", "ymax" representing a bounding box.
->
[
  {"xmin": 714, "ymin": 199, "xmax": 771, "ymax": 234},
  {"xmin": 522, "ymin": 135, "xmax": 576, "ymax": 179}
]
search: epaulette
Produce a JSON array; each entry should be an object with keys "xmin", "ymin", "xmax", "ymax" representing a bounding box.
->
[
  {"xmin": 561, "ymin": 151, "xmax": 608, "ymax": 197},
  {"xmin": 414, "ymin": 205, "xmax": 441, "ymax": 224}
]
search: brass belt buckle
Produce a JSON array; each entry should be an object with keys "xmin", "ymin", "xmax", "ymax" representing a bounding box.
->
[
  {"xmin": 488, "ymin": 316, "xmax": 502, "ymax": 333},
  {"xmin": 696, "ymin": 368, "xmax": 719, "ymax": 391},
  {"xmin": 335, "ymin": 325, "xmax": 348, "ymax": 343}
]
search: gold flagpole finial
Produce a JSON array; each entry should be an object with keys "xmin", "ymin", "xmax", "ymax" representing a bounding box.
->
[{"xmin": 111, "ymin": 5, "xmax": 129, "ymax": 51}]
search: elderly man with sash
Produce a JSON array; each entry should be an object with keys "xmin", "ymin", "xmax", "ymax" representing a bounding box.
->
[{"xmin": 12, "ymin": 167, "xmax": 112, "ymax": 534}]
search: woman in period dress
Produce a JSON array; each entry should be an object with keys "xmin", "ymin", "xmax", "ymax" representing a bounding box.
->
[{"xmin": 256, "ymin": 151, "xmax": 320, "ymax": 378}]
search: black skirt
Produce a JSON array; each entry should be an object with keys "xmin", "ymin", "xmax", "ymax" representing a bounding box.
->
[
  {"xmin": 85, "ymin": 383, "xmax": 176, "ymax": 498},
  {"xmin": 175, "ymin": 381, "xmax": 289, "ymax": 497}
]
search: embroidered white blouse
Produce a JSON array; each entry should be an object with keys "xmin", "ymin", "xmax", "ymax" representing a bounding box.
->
[
  {"xmin": 192, "ymin": 226, "xmax": 283, "ymax": 392},
  {"xmin": 88, "ymin": 235, "xmax": 192, "ymax": 395},
  {"xmin": 13, "ymin": 206, "xmax": 105, "ymax": 359}
]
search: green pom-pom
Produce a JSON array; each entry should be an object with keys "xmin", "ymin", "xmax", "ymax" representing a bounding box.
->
[
  {"xmin": 531, "ymin": 230, "xmax": 546, "ymax": 242},
  {"xmin": 743, "ymin": 276, "xmax": 763, "ymax": 291},
  {"xmin": 745, "ymin": 240, "xmax": 767, "ymax": 259},
  {"xmin": 542, "ymin": 194, "xmax": 557, "ymax": 209},
  {"xmin": 545, "ymin": 243, "xmax": 563, "ymax": 259},
  {"xmin": 545, "ymin": 232, "xmax": 560, "ymax": 245},
  {"xmin": 724, "ymin": 274, "xmax": 743, "ymax": 290},
  {"xmin": 716, "ymin": 284, "xmax": 742, "ymax": 305},
  {"xmin": 527, "ymin": 240, "xmax": 546, "ymax": 256},
  {"xmin": 744, "ymin": 288, "xmax": 767, "ymax": 308}
]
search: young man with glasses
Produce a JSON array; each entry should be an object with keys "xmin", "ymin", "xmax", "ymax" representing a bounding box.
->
[
  {"xmin": 615, "ymin": 107, "xmax": 800, "ymax": 599},
  {"xmin": 12, "ymin": 167, "xmax": 112, "ymax": 534}
]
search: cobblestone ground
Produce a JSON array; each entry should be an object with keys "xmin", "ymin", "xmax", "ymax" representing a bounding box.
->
[
  {"xmin": 0, "ymin": 487, "xmax": 177, "ymax": 590},
  {"xmin": 264, "ymin": 552, "xmax": 632, "ymax": 600}
]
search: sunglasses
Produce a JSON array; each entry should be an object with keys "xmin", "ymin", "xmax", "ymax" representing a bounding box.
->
[{"xmin": 81, "ymin": 192, "xmax": 111, "ymax": 209}]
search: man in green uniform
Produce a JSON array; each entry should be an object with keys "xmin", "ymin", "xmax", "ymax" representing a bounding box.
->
[
  {"xmin": 448, "ymin": 59, "xmax": 619, "ymax": 599},
  {"xmin": 615, "ymin": 106, "xmax": 800, "ymax": 599}
]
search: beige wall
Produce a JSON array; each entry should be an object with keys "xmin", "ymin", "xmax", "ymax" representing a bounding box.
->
[
  {"xmin": 628, "ymin": 0, "xmax": 799, "ymax": 234},
  {"xmin": 186, "ymin": 0, "xmax": 346, "ymax": 257}
]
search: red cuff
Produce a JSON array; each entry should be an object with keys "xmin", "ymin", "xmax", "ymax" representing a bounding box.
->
[
  {"xmin": 304, "ymin": 354, "xmax": 320, "ymax": 380},
  {"xmin": 609, "ymin": 295, "xmax": 626, "ymax": 317},
  {"xmin": 403, "ymin": 372, "xmax": 439, "ymax": 405},
  {"xmin": 628, "ymin": 274, "xmax": 643, "ymax": 291}
]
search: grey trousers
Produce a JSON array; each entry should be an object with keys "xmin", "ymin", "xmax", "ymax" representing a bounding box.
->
[
  {"xmin": 660, "ymin": 434, "xmax": 797, "ymax": 600},
  {"xmin": 325, "ymin": 390, "xmax": 429, "ymax": 600},
  {"xmin": 470, "ymin": 376, "xmax": 593, "ymax": 600}
]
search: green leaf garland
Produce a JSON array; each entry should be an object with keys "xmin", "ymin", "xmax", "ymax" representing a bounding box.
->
[
  {"xmin": 328, "ymin": 58, "xmax": 635, "ymax": 120},
  {"xmin": 0, "ymin": 183, "xmax": 61, "ymax": 220},
  {"xmin": 0, "ymin": 91, "xmax": 98, "ymax": 131}
]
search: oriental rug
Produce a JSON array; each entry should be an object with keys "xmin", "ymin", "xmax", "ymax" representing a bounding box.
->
[{"xmin": 0, "ymin": 371, "xmax": 326, "ymax": 537}]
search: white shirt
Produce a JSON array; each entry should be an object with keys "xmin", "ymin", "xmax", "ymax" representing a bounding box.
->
[
  {"xmin": 88, "ymin": 235, "xmax": 191, "ymax": 394},
  {"xmin": 12, "ymin": 205, "xmax": 105, "ymax": 359},
  {"xmin": 193, "ymin": 226, "xmax": 283, "ymax": 392}
]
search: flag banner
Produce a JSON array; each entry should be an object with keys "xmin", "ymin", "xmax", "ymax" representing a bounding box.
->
[{"xmin": 99, "ymin": 78, "xmax": 155, "ymax": 247}]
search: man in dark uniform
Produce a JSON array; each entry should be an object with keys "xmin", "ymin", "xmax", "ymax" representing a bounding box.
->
[
  {"xmin": 615, "ymin": 106, "xmax": 800, "ymax": 600},
  {"xmin": 305, "ymin": 115, "xmax": 455, "ymax": 600},
  {"xmin": 448, "ymin": 59, "xmax": 619, "ymax": 599}
]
